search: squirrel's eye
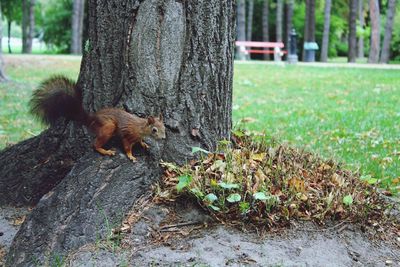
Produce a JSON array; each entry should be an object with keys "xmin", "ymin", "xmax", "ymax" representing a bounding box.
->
[{"xmin": 152, "ymin": 127, "xmax": 158, "ymax": 133}]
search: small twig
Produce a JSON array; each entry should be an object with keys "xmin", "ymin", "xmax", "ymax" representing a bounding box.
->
[
  {"xmin": 297, "ymin": 220, "xmax": 350, "ymax": 232},
  {"xmin": 337, "ymin": 224, "xmax": 348, "ymax": 233},
  {"xmin": 160, "ymin": 221, "xmax": 202, "ymax": 230}
]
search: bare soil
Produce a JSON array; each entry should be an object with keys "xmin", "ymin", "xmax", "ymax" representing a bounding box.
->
[{"xmin": 1, "ymin": 201, "xmax": 399, "ymax": 267}]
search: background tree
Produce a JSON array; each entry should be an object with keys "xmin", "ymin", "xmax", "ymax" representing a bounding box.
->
[
  {"xmin": 285, "ymin": 0, "xmax": 294, "ymax": 48},
  {"xmin": 380, "ymin": 0, "xmax": 397, "ymax": 63},
  {"xmin": 237, "ymin": 0, "xmax": 246, "ymax": 59},
  {"xmin": 21, "ymin": 0, "xmax": 35, "ymax": 53},
  {"xmin": 276, "ymin": 0, "xmax": 283, "ymax": 42},
  {"xmin": 2, "ymin": 0, "xmax": 22, "ymax": 53},
  {"xmin": 71, "ymin": 0, "xmax": 85, "ymax": 54},
  {"xmin": 2, "ymin": 0, "xmax": 235, "ymax": 265},
  {"xmin": 262, "ymin": 0, "xmax": 270, "ymax": 59},
  {"xmin": 348, "ymin": 0, "xmax": 358, "ymax": 62},
  {"xmin": 320, "ymin": 0, "xmax": 332, "ymax": 62},
  {"xmin": 247, "ymin": 0, "xmax": 254, "ymax": 41},
  {"xmin": 303, "ymin": 0, "xmax": 315, "ymax": 60},
  {"xmin": 368, "ymin": 0, "xmax": 380, "ymax": 63},
  {"xmin": 357, "ymin": 0, "xmax": 365, "ymax": 59},
  {"xmin": 42, "ymin": 0, "xmax": 73, "ymax": 53},
  {"xmin": 0, "ymin": 2, "xmax": 8, "ymax": 80}
]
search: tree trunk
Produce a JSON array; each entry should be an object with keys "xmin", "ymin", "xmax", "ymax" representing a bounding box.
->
[
  {"xmin": 246, "ymin": 0, "xmax": 254, "ymax": 41},
  {"xmin": 7, "ymin": 20, "xmax": 12, "ymax": 54},
  {"xmin": 2, "ymin": 0, "xmax": 235, "ymax": 265},
  {"xmin": 357, "ymin": 0, "xmax": 365, "ymax": 58},
  {"xmin": 303, "ymin": 0, "xmax": 315, "ymax": 60},
  {"xmin": 22, "ymin": 0, "xmax": 35, "ymax": 53},
  {"xmin": 302, "ymin": 0, "xmax": 310, "ymax": 60},
  {"xmin": 237, "ymin": 0, "xmax": 246, "ymax": 60},
  {"xmin": 348, "ymin": 0, "xmax": 358, "ymax": 62},
  {"xmin": 262, "ymin": 0, "xmax": 270, "ymax": 59},
  {"xmin": 379, "ymin": 0, "xmax": 396, "ymax": 63},
  {"xmin": 285, "ymin": 0, "xmax": 294, "ymax": 49},
  {"xmin": 21, "ymin": 0, "xmax": 28, "ymax": 53},
  {"xmin": 276, "ymin": 0, "xmax": 283, "ymax": 42},
  {"xmin": 320, "ymin": 0, "xmax": 332, "ymax": 62},
  {"xmin": 71, "ymin": 0, "xmax": 85, "ymax": 54},
  {"xmin": 0, "ymin": 2, "xmax": 8, "ymax": 81},
  {"xmin": 368, "ymin": 0, "xmax": 380, "ymax": 63},
  {"xmin": 307, "ymin": 0, "xmax": 316, "ymax": 42}
]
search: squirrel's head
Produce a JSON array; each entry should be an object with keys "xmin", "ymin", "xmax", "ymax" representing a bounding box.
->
[{"xmin": 147, "ymin": 114, "xmax": 166, "ymax": 140}]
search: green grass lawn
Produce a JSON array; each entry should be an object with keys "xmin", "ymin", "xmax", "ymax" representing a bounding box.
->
[
  {"xmin": 0, "ymin": 56, "xmax": 398, "ymax": 194},
  {"xmin": 233, "ymin": 62, "xmax": 399, "ymax": 193},
  {"xmin": 0, "ymin": 55, "xmax": 80, "ymax": 146}
]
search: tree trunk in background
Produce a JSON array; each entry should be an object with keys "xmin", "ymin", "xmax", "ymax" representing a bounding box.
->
[
  {"xmin": 21, "ymin": 0, "xmax": 28, "ymax": 53},
  {"xmin": 0, "ymin": 2, "xmax": 8, "ymax": 81},
  {"xmin": 262, "ymin": 0, "xmax": 270, "ymax": 59},
  {"xmin": 22, "ymin": 0, "xmax": 35, "ymax": 53},
  {"xmin": 357, "ymin": 0, "xmax": 365, "ymax": 58},
  {"xmin": 237, "ymin": 0, "xmax": 246, "ymax": 60},
  {"xmin": 276, "ymin": 0, "xmax": 283, "ymax": 42},
  {"xmin": 308, "ymin": 0, "xmax": 316, "ymax": 42},
  {"xmin": 71, "ymin": 0, "xmax": 85, "ymax": 54},
  {"xmin": 285, "ymin": 0, "xmax": 294, "ymax": 48},
  {"xmin": 246, "ymin": 0, "xmax": 254, "ymax": 41},
  {"xmin": 3, "ymin": 1, "xmax": 235, "ymax": 265},
  {"xmin": 348, "ymin": 0, "xmax": 358, "ymax": 62},
  {"xmin": 368, "ymin": 0, "xmax": 380, "ymax": 63},
  {"xmin": 7, "ymin": 20, "xmax": 12, "ymax": 54},
  {"xmin": 302, "ymin": 0, "xmax": 310, "ymax": 60},
  {"xmin": 379, "ymin": 0, "xmax": 396, "ymax": 63},
  {"xmin": 303, "ymin": 0, "xmax": 315, "ymax": 60},
  {"xmin": 320, "ymin": 0, "xmax": 332, "ymax": 62}
]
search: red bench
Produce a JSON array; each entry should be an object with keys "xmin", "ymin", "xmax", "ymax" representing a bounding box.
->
[{"xmin": 235, "ymin": 41, "xmax": 287, "ymax": 60}]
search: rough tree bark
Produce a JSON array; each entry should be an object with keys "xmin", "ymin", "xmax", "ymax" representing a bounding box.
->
[
  {"xmin": 246, "ymin": 0, "xmax": 254, "ymax": 41},
  {"xmin": 22, "ymin": 0, "xmax": 35, "ymax": 53},
  {"xmin": 237, "ymin": 0, "xmax": 246, "ymax": 60},
  {"xmin": 71, "ymin": 0, "xmax": 85, "ymax": 54},
  {"xmin": 320, "ymin": 0, "xmax": 332, "ymax": 62},
  {"xmin": 379, "ymin": 0, "xmax": 397, "ymax": 63},
  {"xmin": 348, "ymin": 0, "xmax": 358, "ymax": 62},
  {"xmin": 276, "ymin": 0, "xmax": 283, "ymax": 42},
  {"xmin": 368, "ymin": 0, "xmax": 380, "ymax": 63},
  {"xmin": 1, "ymin": 0, "xmax": 235, "ymax": 265},
  {"xmin": 358, "ymin": 0, "xmax": 365, "ymax": 58},
  {"xmin": 262, "ymin": 0, "xmax": 270, "ymax": 59}
]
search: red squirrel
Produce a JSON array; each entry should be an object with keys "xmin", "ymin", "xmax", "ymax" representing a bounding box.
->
[{"xmin": 29, "ymin": 75, "xmax": 166, "ymax": 161}]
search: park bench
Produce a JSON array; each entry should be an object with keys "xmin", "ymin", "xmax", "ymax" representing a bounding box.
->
[{"xmin": 235, "ymin": 41, "xmax": 287, "ymax": 61}]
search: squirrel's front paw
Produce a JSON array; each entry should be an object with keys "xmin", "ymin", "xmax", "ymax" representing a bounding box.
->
[{"xmin": 141, "ymin": 142, "xmax": 150, "ymax": 150}]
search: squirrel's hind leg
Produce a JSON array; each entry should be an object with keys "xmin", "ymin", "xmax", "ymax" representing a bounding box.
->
[{"xmin": 93, "ymin": 123, "xmax": 116, "ymax": 156}]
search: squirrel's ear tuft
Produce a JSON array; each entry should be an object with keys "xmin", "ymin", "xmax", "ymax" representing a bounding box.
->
[
  {"xmin": 159, "ymin": 113, "xmax": 163, "ymax": 121},
  {"xmin": 147, "ymin": 116, "xmax": 155, "ymax": 125}
]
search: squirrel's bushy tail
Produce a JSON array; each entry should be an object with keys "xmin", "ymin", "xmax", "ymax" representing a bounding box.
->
[{"xmin": 29, "ymin": 75, "xmax": 89, "ymax": 126}]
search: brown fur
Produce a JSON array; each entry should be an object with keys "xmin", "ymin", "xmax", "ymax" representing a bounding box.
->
[
  {"xmin": 89, "ymin": 108, "xmax": 166, "ymax": 161},
  {"xmin": 30, "ymin": 76, "xmax": 166, "ymax": 161}
]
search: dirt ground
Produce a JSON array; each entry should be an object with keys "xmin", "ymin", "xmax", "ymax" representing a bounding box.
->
[{"xmin": 1, "ymin": 201, "xmax": 399, "ymax": 267}]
